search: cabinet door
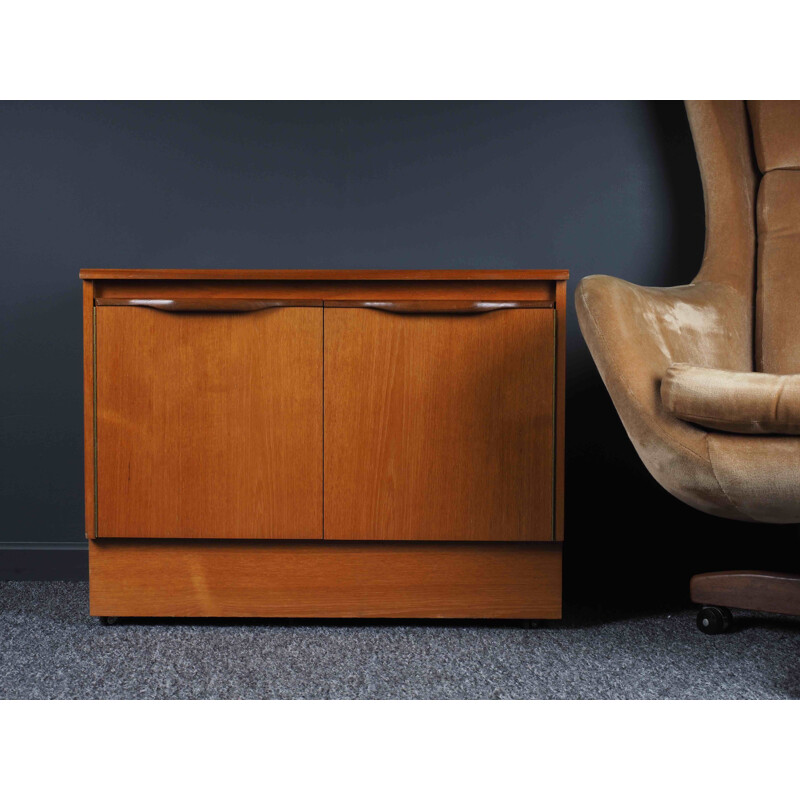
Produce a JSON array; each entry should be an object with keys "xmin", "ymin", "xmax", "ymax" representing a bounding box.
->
[
  {"xmin": 95, "ymin": 305, "xmax": 322, "ymax": 538},
  {"xmin": 324, "ymin": 306, "xmax": 555, "ymax": 541}
]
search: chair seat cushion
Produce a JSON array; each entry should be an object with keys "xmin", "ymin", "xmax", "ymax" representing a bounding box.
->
[{"xmin": 661, "ymin": 363, "xmax": 800, "ymax": 434}]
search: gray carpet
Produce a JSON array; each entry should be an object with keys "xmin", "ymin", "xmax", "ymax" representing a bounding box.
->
[{"xmin": 1, "ymin": 582, "xmax": 797, "ymax": 699}]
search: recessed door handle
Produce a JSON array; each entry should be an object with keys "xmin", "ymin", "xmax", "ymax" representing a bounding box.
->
[
  {"xmin": 95, "ymin": 298, "xmax": 320, "ymax": 311},
  {"xmin": 324, "ymin": 300, "xmax": 553, "ymax": 314}
]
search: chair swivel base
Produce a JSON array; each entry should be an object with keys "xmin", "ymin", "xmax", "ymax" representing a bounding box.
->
[{"xmin": 690, "ymin": 570, "xmax": 800, "ymax": 634}]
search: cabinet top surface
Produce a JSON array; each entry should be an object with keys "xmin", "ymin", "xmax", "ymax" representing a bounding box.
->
[{"xmin": 80, "ymin": 268, "xmax": 569, "ymax": 281}]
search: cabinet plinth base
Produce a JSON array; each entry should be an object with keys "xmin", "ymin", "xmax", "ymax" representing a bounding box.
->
[{"xmin": 89, "ymin": 540, "xmax": 562, "ymax": 620}]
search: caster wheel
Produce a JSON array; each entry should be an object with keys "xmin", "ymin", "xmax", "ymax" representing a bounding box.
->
[
  {"xmin": 696, "ymin": 606, "xmax": 733, "ymax": 635},
  {"xmin": 98, "ymin": 616, "xmax": 118, "ymax": 626},
  {"xmin": 520, "ymin": 620, "xmax": 541, "ymax": 629}
]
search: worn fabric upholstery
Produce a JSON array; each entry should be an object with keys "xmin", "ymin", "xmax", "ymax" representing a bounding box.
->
[
  {"xmin": 749, "ymin": 101, "xmax": 800, "ymax": 373},
  {"xmin": 576, "ymin": 100, "xmax": 800, "ymax": 523},
  {"xmin": 662, "ymin": 364, "xmax": 800, "ymax": 435},
  {"xmin": 756, "ymin": 169, "xmax": 800, "ymax": 373},
  {"xmin": 748, "ymin": 100, "xmax": 800, "ymax": 172}
]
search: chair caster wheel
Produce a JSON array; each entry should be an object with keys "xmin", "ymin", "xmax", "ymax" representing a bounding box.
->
[
  {"xmin": 98, "ymin": 616, "xmax": 118, "ymax": 626},
  {"xmin": 696, "ymin": 606, "xmax": 733, "ymax": 635}
]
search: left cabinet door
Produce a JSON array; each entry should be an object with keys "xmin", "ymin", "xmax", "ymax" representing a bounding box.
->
[{"xmin": 94, "ymin": 305, "xmax": 323, "ymax": 539}]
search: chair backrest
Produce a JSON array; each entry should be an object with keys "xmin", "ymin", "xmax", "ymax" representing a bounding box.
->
[{"xmin": 748, "ymin": 101, "xmax": 800, "ymax": 374}]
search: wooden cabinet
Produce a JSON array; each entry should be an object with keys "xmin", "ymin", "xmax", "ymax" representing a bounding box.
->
[{"xmin": 82, "ymin": 270, "xmax": 567, "ymax": 620}]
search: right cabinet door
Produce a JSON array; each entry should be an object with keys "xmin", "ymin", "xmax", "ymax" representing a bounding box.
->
[{"xmin": 324, "ymin": 305, "xmax": 555, "ymax": 541}]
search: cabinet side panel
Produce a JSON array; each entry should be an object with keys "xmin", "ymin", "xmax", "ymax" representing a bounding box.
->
[
  {"xmin": 555, "ymin": 280, "xmax": 566, "ymax": 541},
  {"xmin": 83, "ymin": 280, "xmax": 96, "ymax": 539}
]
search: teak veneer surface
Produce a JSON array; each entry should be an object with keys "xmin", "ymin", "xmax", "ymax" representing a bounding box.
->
[
  {"xmin": 95, "ymin": 306, "xmax": 323, "ymax": 538},
  {"xmin": 81, "ymin": 268, "xmax": 569, "ymax": 281},
  {"xmin": 324, "ymin": 307, "xmax": 555, "ymax": 540},
  {"xmin": 92, "ymin": 280, "xmax": 556, "ymax": 302},
  {"xmin": 554, "ymin": 280, "xmax": 566, "ymax": 541},
  {"xmin": 83, "ymin": 281, "xmax": 96, "ymax": 538},
  {"xmin": 89, "ymin": 540, "xmax": 563, "ymax": 618}
]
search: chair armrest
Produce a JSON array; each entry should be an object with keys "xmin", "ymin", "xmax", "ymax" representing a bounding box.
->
[
  {"xmin": 662, "ymin": 364, "xmax": 800, "ymax": 435},
  {"xmin": 577, "ymin": 275, "xmax": 750, "ymax": 375},
  {"xmin": 575, "ymin": 275, "xmax": 753, "ymax": 519}
]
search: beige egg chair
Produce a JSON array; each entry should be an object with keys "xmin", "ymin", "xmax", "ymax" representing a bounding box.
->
[{"xmin": 576, "ymin": 100, "xmax": 800, "ymax": 633}]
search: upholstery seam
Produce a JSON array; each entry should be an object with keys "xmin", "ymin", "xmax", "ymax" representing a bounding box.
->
[
  {"xmin": 706, "ymin": 442, "xmax": 757, "ymax": 522},
  {"xmin": 773, "ymin": 375, "xmax": 786, "ymax": 424},
  {"xmin": 673, "ymin": 413, "xmax": 789, "ymax": 429}
]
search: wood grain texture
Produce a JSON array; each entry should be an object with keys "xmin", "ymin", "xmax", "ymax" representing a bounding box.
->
[
  {"xmin": 93, "ymin": 280, "xmax": 556, "ymax": 302},
  {"xmin": 95, "ymin": 298, "xmax": 321, "ymax": 311},
  {"xmin": 690, "ymin": 570, "xmax": 800, "ymax": 615},
  {"xmin": 95, "ymin": 306, "xmax": 323, "ymax": 538},
  {"xmin": 324, "ymin": 307, "xmax": 555, "ymax": 541},
  {"xmin": 81, "ymin": 268, "xmax": 570, "ymax": 281},
  {"xmin": 554, "ymin": 280, "xmax": 567, "ymax": 541},
  {"xmin": 83, "ymin": 280, "xmax": 96, "ymax": 539},
  {"xmin": 324, "ymin": 299, "xmax": 553, "ymax": 313},
  {"xmin": 89, "ymin": 540, "xmax": 562, "ymax": 618}
]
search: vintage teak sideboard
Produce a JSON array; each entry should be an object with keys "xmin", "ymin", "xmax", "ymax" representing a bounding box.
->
[{"xmin": 81, "ymin": 269, "xmax": 567, "ymax": 621}]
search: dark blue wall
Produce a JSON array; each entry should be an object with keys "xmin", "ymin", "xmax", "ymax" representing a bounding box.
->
[{"xmin": 7, "ymin": 101, "xmax": 756, "ymax": 602}]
